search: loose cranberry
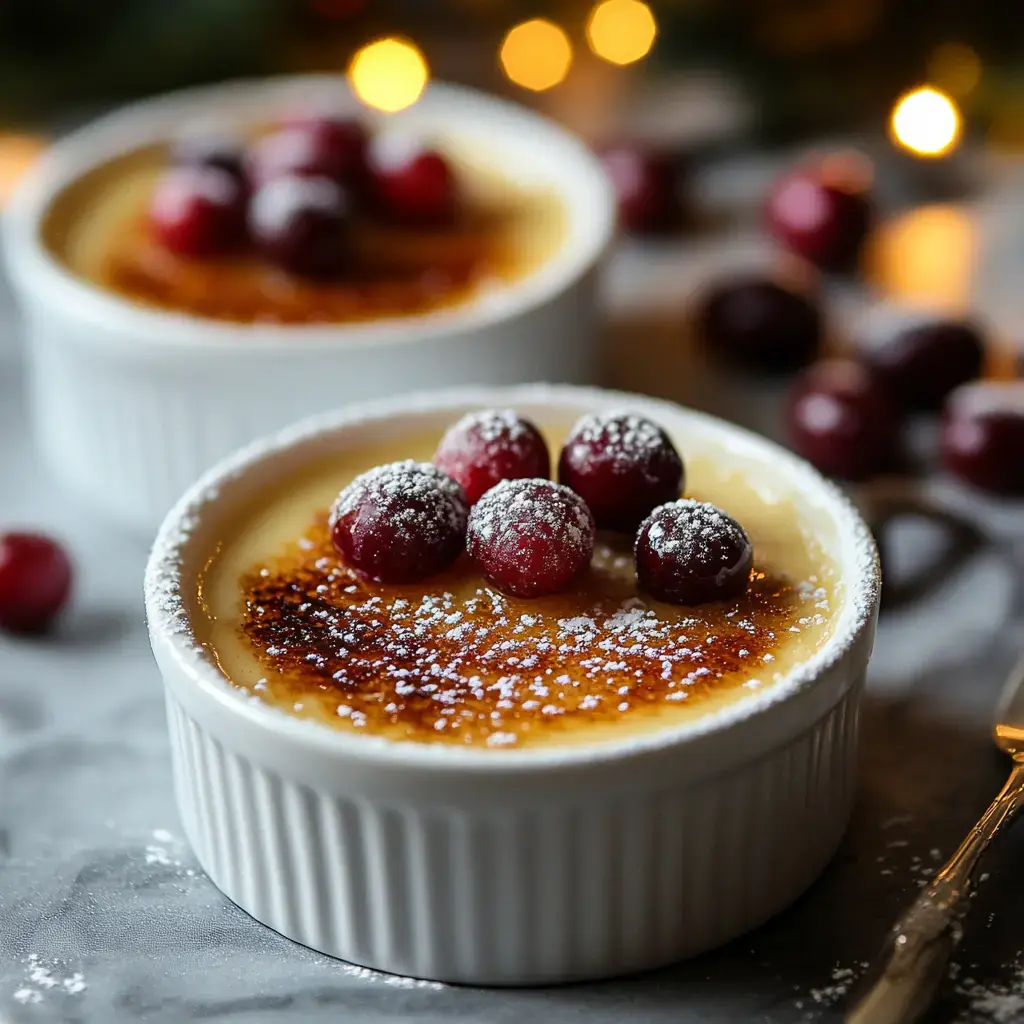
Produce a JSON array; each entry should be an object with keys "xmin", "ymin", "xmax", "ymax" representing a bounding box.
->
[
  {"xmin": 600, "ymin": 144, "xmax": 680, "ymax": 234},
  {"xmin": 368, "ymin": 136, "xmax": 458, "ymax": 225},
  {"xmin": 785, "ymin": 360, "xmax": 902, "ymax": 480},
  {"xmin": 466, "ymin": 479, "xmax": 595, "ymax": 598},
  {"xmin": 698, "ymin": 276, "xmax": 822, "ymax": 374},
  {"xmin": 170, "ymin": 132, "xmax": 246, "ymax": 182},
  {"xmin": 635, "ymin": 500, "xmax": 752, "ymax": 605},
  {"xmin": 558, "ymin": 411, "xmax": 684, "ymax": 532},
  {"xmin": 941, "ymin": 382, "xmax": 1024, "ymax": 494},
  {"xmin": 865, "ymin": 318, "xmax": 985, "ymax": 411},
  {"xmin": 249, "ymin": 175, "xmax": 350, "ymax": 278},
  {"xmin": 765, "ymin": 164, "xmax": 872, "ymax": 270},
  {"xmin": 330, "ymin": 461, "xmax": 468, "ymax": 583},
  {"xmin": 0, "ymin": 532, "xmax": 73, "ymax": 634},
  {"xmin": 246, "ymin": 118, "xmax": 369, "ymax": 188},
  {"xmin": 433, "ymin": 409, "xmax": 551, "ymax": 506},
  {"xmin": 149, "ymin": 166, "xmax": 248, "ymax": 257}
]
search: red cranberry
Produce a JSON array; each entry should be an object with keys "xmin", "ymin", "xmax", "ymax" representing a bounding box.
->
[
  {"xmin": 246, "ymin": 118, "xmax": 369, "ymax": 188},
  {"xmin": 599, "ymin": 144, "xmax": 680, "ymax": 234},
  {"xmin": 765, "ymin": 165, "xmax": 872, "ymax": 270},
  {"xmin": 635, "ymin": 500, "xmax": 752, "ymax": 605},
  {"xmin": 865, "ymin": 318, "xmax": 985, "ymax": 411},
  {"xmin": 249, "ymin": 175, "xmax": 350, "ymax": 279},
  {"xmin": 170, "ymin": 132, "xmax": 245, "ymax": 182},
  {"xmin": 558, "ymin": 411, "xmax": 684, "ymax": 532},
  {"xmin": 149, "ymin": 166, "xmax": 247, "ymax": 257},
  {"xmin": 0, "ymin": 532, "xmax": 73, "ymax": 634},
  {"xmin": 699, "ymin": 276, "xmax": 822, "ymax": 374},
  {"xmin": 466, "ymin": 479, "xmax": 595, "ymax": 598},
  {"xmin": 330, "ymin": 461, "xmax": 468, "ymax": 584},
  {"xmin": 785, "ymin": 360, "xmax": 902, "ymax": 480},
  {"xmin": 433, "ymin": 409, "xmax": 551, "ymax": 505},
  {"xmin": 368, "ymin": 136, "xmax": 458, "ymax": 225},
  {"xmin": 941, "ymin": 382, "xmax": 1024, "ymax": 494}
]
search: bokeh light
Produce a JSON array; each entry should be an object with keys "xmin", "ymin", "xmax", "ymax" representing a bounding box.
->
[
  {"xmin": 586, "ymin": 0, "xmax": 657, "ymax": 66},
  {"xmin": 0, "ymin": 133, "xmax": 45, "ymax": 207},
  {"xmin": 928, "ymin": 43, "xmax": 981, "ymax": 98},
  {"xmin": 348, "ymin": 38, "xmax": 429, "ymax": 113},
  {"xmin": 889, "ymin": 86, "xmax": 961, "ymax": 158},
  {"xmin": 499, "ymin": 19, "xmax": 573, "ymax": 92}
]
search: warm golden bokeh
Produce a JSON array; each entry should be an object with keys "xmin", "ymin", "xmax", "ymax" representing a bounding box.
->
[
  {"xmin": 928, "ymin": 43, "xmax": 982, "ymax": 98},
  {"xmin": 348, "ymin": 37, "xmax": 429, "ymax": 112},
  {"xmin": 499, "ymin": 19, "xmax": 573, "ymax": 91},
  {"xmin": 0, "ymin": 133, "xmax": 46, "ymax": 207},
  {"xmin": 889, "ymin": 86, "xmax": 961, "ymax": 158},
  {"xmin": 586, "ymin": 0, "xmax": 657, "ymax": 66}
]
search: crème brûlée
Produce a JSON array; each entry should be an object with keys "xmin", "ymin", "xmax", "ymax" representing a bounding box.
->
[
  {"xmin": 195, "ymin": 421, "xmax": 840, "ymax": 750},
  {"xmin": 44, "ymin": 141, "xmax": 566, "ymax": 326}
]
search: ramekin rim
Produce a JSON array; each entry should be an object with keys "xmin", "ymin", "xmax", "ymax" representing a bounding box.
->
[
  {"xmin": 1, "ymin": 75, "xmax": 615, "ymax": 354},
  {"xmin": 144, "ymin": 383, "xmax": 881, "ymax": 773}
]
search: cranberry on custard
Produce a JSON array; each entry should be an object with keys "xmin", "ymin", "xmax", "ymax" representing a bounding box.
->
[
  {"xmin": 467, "ymin": 479, "xmax": 595, "ymax": 598},
  {"xmin": 434, "ymin": 409, "xmax": 550, "ymax": 505},
  {"xmin": 149, "ymin": 166, "xmax": 247, "ymax": 257},
  {"xmin": 558, "ymin": 411, "xmax": 684, "ymax": 532},
  {"xmin": 635, "ymin": 500, "xmax": 752, "ymax": 605},
  {"xmin": 330, "ymin": 461, "xmax": 469, "ymax": 583}
]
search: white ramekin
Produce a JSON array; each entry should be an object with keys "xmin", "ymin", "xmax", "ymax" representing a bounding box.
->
[
  {"xmin": 144, "ymin": 384, "xmax": 879, "ymax": 986},
  {"xmin": 3, "ymin": 77, "xmax": 614, "ymax": 534}
]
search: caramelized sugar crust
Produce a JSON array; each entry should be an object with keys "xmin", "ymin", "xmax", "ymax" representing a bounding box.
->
[
  {"xmin": 102, "ymin": 214, "xmax": 500, "ymax": 325},
  {"xmin": 238, "ymin": 515, "xmax": 828, "ymax": 747}
]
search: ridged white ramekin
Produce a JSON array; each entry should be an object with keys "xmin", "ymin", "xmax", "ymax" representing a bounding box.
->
[
  {"xmin": 3, "ymin": 77, "xmax": 614, "ymax": 534},
  {"xmin": 145, "ymin": 384, "xmax": 879, "ymax": 986}
]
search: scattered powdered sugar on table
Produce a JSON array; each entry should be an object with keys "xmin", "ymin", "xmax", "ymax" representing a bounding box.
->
[
  {"xmin": 10, "ymin": 955, "xmax": 87, "ymax": 1007},
  {"xmin": 954, "ymin": 954, "xmax": 1024, "ymax": 1023},
  {"xmin": 793, "ymin": 963, "xmax": 868, "ymax": 1014}
]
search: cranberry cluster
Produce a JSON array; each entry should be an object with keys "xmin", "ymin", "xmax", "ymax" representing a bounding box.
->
[
  {"xmin": 329, "ymin": 408, "xmax": 752, "ymax": 605},
  {"xmin": 149, "ymin": 115, "xmax": 459, "ymax": 278}
]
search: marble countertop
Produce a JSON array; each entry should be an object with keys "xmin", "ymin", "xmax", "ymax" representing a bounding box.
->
[{"xmin": 4, "ymin": 207, "xmax": 1024, "ymax": 1021}]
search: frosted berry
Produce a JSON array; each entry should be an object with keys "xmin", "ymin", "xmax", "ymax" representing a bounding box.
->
[
  {"xmin": 149, "ymin": 166, "xmax": 247, "ymax": 256},
  {"xmin": 249, "ymin": 175, "xmax": 350, "ymax": 278},
  {"xmin": 434, "ymin": 409, "xmax": 550, "ymax": 505},
  {"xmin": 467, "ymin": 479, "xmax": 595, "ymax": 598},
  {"xmin": 369, "ymin": 136, "xmax": 459, "ymax": 225},
  {"xmin": 246, "ymin": 118, "xmax": 368, "ymax": 188},
  {"xmin": 558, "ymin": 411, "xmax": 684, "ymax": 532},
  {"xmin": 635, "ymin": 500, "xmax": 752, "ymax": 605},
  {"xmin": 330, "ymin": 461, "xmax": 469, "ymax": 583}
]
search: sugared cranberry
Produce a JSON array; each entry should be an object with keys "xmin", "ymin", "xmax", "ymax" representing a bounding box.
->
[
  {"xmin": 466, "ymin": 479, "xmax": 595, "ymax": 598},
  {"xmin": 149, "ymin": 166, "xmax": 247, "ymax": 257},
  {"xmin": 0, "ymin": 532, "xmax": 73, "ymax": 634},
  {"xmin": 698, "ymin": 276, "xmax": 822, "ymax": 374},
  {"xmin": 865, "ymin": 318, "xmax": 985, "ymax": 411},
  {"xmin": 433, "ymin": 409, "xmax": 551, "ymax": 505},
  {"xmin": 558, "ymin": 411, "xmax": 684, "ymax": 532},
  {"xmin": 330, "ymin": 461, "xmax": 468, "ymax": 583},
  {"xmin": 765, "ymin": 163, "xmax": 872, "ymax": 270},
  {"xmin": 246, "ymin": 118, "xmax": 369, "ymax": 188},
  {"xmin": 941, "ymin": 382, "xmax": 1024, "ymax": 494},
  {"xmin": 599, "ymin": 144, "xmax": 680, "ymax": 234},
  {"xmin": 368, "ymin": 136, "xmax": 458, "ymax": 225},
  {"xmin": 785, "ymin": 360, "xmax": 902, "ymax": 480},
  {"xmin": 249, "ymin": 175, "xmax": 350, "ymax": 278},
  {"xmin": 170, "ymin": 132, "xmax": 246, "ymax": 182},
  {"xmin": 635, "ymin": 500, "xmax": 752, "ymax": 605}
]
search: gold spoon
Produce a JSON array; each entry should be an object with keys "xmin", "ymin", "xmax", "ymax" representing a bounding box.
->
[{"xmin": 846, "ymin": 653, "xmax": 1024, "ymax": 1024}]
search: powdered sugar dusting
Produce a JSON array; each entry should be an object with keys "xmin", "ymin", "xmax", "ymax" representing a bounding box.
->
[
  {"xmin": 249, "ymin": 174, "xmax": 347, "ymax": 238},
  {"xmin": 439, "ymin": 408, "xmax": 539, "ymax": 462},
  {"xmin": 467, "ymin": 478, "xmax": 592, "ymax": 551},
  {"xmin": 641, "ymin": 499, "xmax": 749, "ymax": 564},
  {"xmin": 566, "ymin": 409, "xmax": 681, "ymax": 485},
  {"xmin": 946, "ymin": 380, "xmax": 1024, "ymax": 419},
  {"xmin": 10, "ymin": 955, "xmax": 88, "ymax": 1007}
]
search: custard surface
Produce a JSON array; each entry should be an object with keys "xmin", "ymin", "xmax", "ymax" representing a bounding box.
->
[
  {"xmin": 196, "ymin": 424, "xmax": 840, "ymax": 749},
  {"xmin": 46, "ymin": 142, "xmax": 566, "ymax": 326}
]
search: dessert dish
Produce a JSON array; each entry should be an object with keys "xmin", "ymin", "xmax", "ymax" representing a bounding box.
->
[
  {"xmin": 4, "ymin": 76, "xmax": 613, "ymax": 532},
  {"xmin": 195, "ymin": 409, "xmax": 838, "ymax": 749},
  {"xmin": 57, "ymin": 121, "xmax": 565, "ymax": 326},
  {"xmin": 146, "ymin": 385, "xmax": 879, "ymax": 984}
]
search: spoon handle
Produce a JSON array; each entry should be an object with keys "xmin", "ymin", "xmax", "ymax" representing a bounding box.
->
[{"xmin": 846, "ymin": 758, "xmax": 1024, "ymax": 1024}]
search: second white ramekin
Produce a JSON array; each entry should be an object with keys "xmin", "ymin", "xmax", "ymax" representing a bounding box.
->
[
  {"xmin": 145, "ymin": 384, "xmax": 879, "ymax": 986},
  {"xmin": 3, "ymin": 77, "xmax": 614, "ymax": 534}
]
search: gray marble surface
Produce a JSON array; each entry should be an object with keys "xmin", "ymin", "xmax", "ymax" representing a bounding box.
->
[{"xmin": 3, "ymin": 299, "xmax": 1024, "ymax": 1022}]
